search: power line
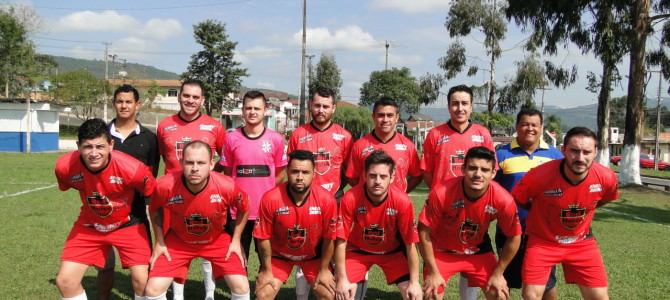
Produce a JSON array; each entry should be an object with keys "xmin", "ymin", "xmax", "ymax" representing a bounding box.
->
[{"xmin": 31, "ymin": 0, "xmax": 250, "ymax": 11}]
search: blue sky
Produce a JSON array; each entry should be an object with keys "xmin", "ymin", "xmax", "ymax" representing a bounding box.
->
[{"xmin": 4, "ymin": 0, "xmax": 664, "ymax": 108}]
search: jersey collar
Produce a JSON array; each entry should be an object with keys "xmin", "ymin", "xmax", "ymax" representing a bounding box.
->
[
  {"xmin": 371, "ymin": 130, "xmax": 396, "ymax": 144},
  {"xmin": 559, "ymin": 159, "xmax": 589, "ymax": 186},
  {"xmin": 364, "ymin": 186, "xmax": 389, "ymax": 207},
  {"xmin": 285, "ymin": 183, "xmax": 311, "ymax": 207},
  {"xmin": 177, "ymin": 111, "xmax": 202, "ymax": 123},
  {"xmin": 241, "ymin": 126, "xmax": 266, "ymax": 140},
  {"xmin": 109, "ymin": 120, "xmax": 141, "ymax": 142},
  {"xmin": 310, "ymin": 120, "xmax": 333, "ymax": 132},
  {"xmin": 511, "ymin": 138, "xmax": 549, "ymax": 150},
  {"xmin": 181, "ymin": 175, "xmax": 211, "ymax": 195},
  {"xmin": 447, "ymin": 120, "xmax": 472, "ymax": 134}
]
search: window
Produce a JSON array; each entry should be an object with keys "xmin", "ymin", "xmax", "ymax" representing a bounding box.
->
[{"xmin": 167, "ymin": 89, "xmax": 178, "ymax": 97}]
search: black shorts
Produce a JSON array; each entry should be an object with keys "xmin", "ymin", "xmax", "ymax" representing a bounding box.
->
[{"xmin": 495, "ymin": 225, "xmax": 556, "ymax": 289}]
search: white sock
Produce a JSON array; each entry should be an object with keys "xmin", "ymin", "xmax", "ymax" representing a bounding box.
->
[
  {"xmin": 230, "ymin": 291, "xmax": 250, "ymax": 300},
  {"xmin": 295, "ymin": 267, "xmax": 310, "ymax": 300},
  {"xmin": 62, "ymin": 291, "xmax": 87, "ymax": 300},
  {"xmin": 172, "ymin": 282, "xmax": 184, "ymax": 300},
  {"xmin": 146, "ymin": 292, "xmax": 167, "ymax": 300},
  {"xmin": 202, "ymin": 259, "xmax": 216, "ymax": 298},
  {"xmin": 134, "ymin": 295, "xmax": 147, "ymax": 300},
  {"xmin": 458, "ymin": 275, "xmax": 478, "ymax": 300}
]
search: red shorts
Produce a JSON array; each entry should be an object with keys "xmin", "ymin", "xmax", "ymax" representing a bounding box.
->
[
  {"xmin": 270, "ymin": 256, "xmax": 325, "ymax": 284},
  {"xmin": 523, "ymin": 237, "xmax": 607, "ymax": 287},
  {"xmin": 149, "ymin": 232, "xmax": 247, "ymax": 282},
  {"xmin": 425, "ymin": 251, "xmax": 497, "ymax": 289},
  {"xmin": 61, "ymin": 224, "xmax": 151, "ymax": 268},
  {"xmin": 345, "ymin": 251, "xmax": 409, "ymax": 284}
]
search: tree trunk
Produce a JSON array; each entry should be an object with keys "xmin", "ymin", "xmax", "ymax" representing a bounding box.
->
[
  {"xmin": 621, "ymin": 0, "xmax": 649, "ymax": 185},
  {"xmin": 487, "ymin": 54, "xmax": 496, "ymax": 130},
  {"xmin": 596, "ymin": 64, "xmax": 613, "ymax": 167}
]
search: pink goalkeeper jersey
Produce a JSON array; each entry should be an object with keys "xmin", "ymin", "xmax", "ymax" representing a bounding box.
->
[{"xmin": 219, "ymin": 127, "xmax": 287, "ymax": 220}]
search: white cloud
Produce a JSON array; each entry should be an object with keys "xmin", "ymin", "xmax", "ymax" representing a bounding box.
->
[
  {"xmin": 138, "ymin": 18, "xmax": 184, "ymax": 40},
  {"xmin": 110, "ymin": 37, "xmax": 159, "ymax": 61},
  {"xmin": 370, "ymin": 0, "xmax": 451, "ymax": 14},
  {"xmin": 240, "ymin": 46, "xmax": 283, "ymax": 59},
  {"xmin": 382, "ymin": 53, "xmax": 424, "ymax": 67},
  {"xmin": 293, "ymin": 26, "xmax": 379, "ymax": 51},
  {"xmin": 52, "ymin": 10, "xmax": 140, "ymax": 32}
]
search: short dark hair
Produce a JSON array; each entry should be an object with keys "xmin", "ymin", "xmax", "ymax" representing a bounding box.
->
[
  {"xmin": 78, "ymin": 118, "xmax": 111, "ymax": 143},
  {"xmin": 243, "ymin": 90, "xmax": 267, "ymax": 107},
  {"xmin": 464, "ymin": 146, "xmax": 496, "ymax": 166},
  {"xmin": 563, "ymin": 127, "xmax": 598, "ymax": 147},
  {"xmin": 364, "ymin": 150, "xmax": 395, "ymax": 174},
  {"xmin": 372, "ymin": 97, "xmax": 399, "ymax": 114},
  {"xmin": 447, "ymin": 85, "xmax": 473, "ymax": 105},
  {"xmin": 113, "ymin": 84, "xmax": 139, "ymax": 102},
  {"xmin": 516, "ymin": 107, "xmax": 543, "ymax": 125},
  {"xmin": 179, "ymin": 79, "xmax": 206, "ymax": 96},
  {"xmin": 288, "ymin": 150, "xmax": 315, "ymax": 167},
  {"xmin": 311, "ymin": 87, "xmax": 336, "ymax": 102},
  {"xmin": 182, "ymin": 140, "xmax": 213, "ymax": 160}
]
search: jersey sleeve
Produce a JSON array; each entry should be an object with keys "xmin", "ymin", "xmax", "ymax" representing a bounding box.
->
[
  {"xmin": 407, "ymin": 145, "xmax": 422, "ymax": 177},
  {"xmin": 274, "ymin": 134, "xmax": 288, "ymax": 167},
  {"xmin": 219, "ymin": 135, "xmax": 233, "ymax": 167},
  {"xmin": 147, "ymin": 132, "xmax": 161, "ymax": 177},
  {"xmin": 287, "ymin": 131, "xmax": 298, "ymax": 153},
  {"xmin": 497, "ymin": 192, "xmax": 522, "ymax": 238},
  {"xmin": 336, "ymin": 193, "xmax": 355, "ymax": 241},
  {"xmin": 215, "ymin": 125, "xmax": 226, "ymax": 157},
  {"xmin": 252, "ymin": 191, "xmax": 274, "ymax": 240},
  {"xmin": 133, "ymin": 164, "xmax": 157, "ymax": 199},
  {"xmin": 398, "ymin": 197, "xmax": 419, "ymax": 244},
  {"xmin": 322, "ymin": 194, "xmax": 338, "ymax": 240},
  {"xmin": 149, "ymin": 180, "xmax": 168, "ymax": 213},
  {"xmin": 230, "ymin": 183, "xmax": 249, "ymax": 215},
  {"xmin": 54, "ymin": 156, "xmax": 71, "ymax": 191},
  {"xmin": 342, "ymin": 131, "xmax": 353, "ymax": 169},
  {"xmin": 511, "ymin": 173, "xmax": 536, "ymax": 208},
  {"xmin": 418, "ymin": 188, "xmax": 442, "ymax": 229},
  {"xmin": 345, "ymin": 143, "xmax": 361, "ymax": 180},
  {"xmin": 601, "ymin": 170, "xmax": 620, "ymax": 203},
  {"xmin": 420, "ymin": 131, "xmax": 435, "ymax": 173},
  {"xmin": 483, "ymin": 129, "xmax": 494, "ymax": 151}
]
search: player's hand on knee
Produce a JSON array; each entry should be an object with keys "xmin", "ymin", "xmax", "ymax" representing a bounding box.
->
[
  {"xmin": 422, "ymin": 271, "xmax": 445, "ymax": 299},
  {"xmin": 150, "ymin": 243, "xmax": 171, "ymax": 270},
  {"xmin": 335, "ymin": 277, "xmax": 355, "ymax": 300},
  {"xmin": 485, "ymin": 274, "xmax": 509, "ymax": 300},
  {"xmin": 225, "ymin": 240, "xmax": 245, "ymax": 268},
  {"xmin": 406, "ymin": 281, "xmax": 423, "ymax": 300},
  {"xmin": 257, "ymin": 269, "xmax": 279, "ymax": 291},
  {"xmin": 314, "ymin": 268, "xmax": 336, "ymax": 296}
]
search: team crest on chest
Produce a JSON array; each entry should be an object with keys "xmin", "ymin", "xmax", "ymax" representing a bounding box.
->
[
  {"xmin": 362, "ymin": 146, "xmax": 375, "ymax": 156},
  {"xmin": 261, "ymin": 140, "xmax": 272, "ymax": 153},
  {"xmin": 86, "ymin": 192, "xmax": 114, "ymax": 218},
  {"xmin": 175, "ymin": 137, "xmax": 193, "ymax": 160},
  {"xmin": 363, "ymin": 224, "xmax": 385, "ymax": 245},
  {"xmin": 314, "ymin": 148, "xmax": 332, "ymax": 175},
  {"xmin": 459, "ymin": 219, "xmax": 479, "ymax": 244},
  {"xmin": 560, "ymin": 205, "xmax": 586, "ymax": 230},
  {"xmin": 287, "ymin": 224, "xmax": 307, "ymax": 249},
  {"xmin": 184, "ymin": 213, "xmax": 210, "ymax": 236},
  {"xmin": 449, "ymin": 150, "xmax": 466, "ymax": 177}
]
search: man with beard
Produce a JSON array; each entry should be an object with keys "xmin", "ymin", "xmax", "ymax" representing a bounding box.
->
[
  {"xmin": 419, "ymin": 147, "xmax": 521, "ymax": 300},
  {"xmin": 512, "ymin": 127, "xmax": 619, "ymax": 300},
  {"xmin": 145, "ymin": 141, "xmax": 250, "ymax": 300},
  {"xmin": 253, "ymin": 150, "xmax": 338, "ymax": 300},
  {"xmin": 54, "ymin": 118, "xmax": 156, "ymax": 300},
  {"xmin": 335, "ymin": 150, "xmax": 422, "ymax": 300},
  {"xmin": 494, "ymin": 108, "xmax": 563, "ymax": 299}
]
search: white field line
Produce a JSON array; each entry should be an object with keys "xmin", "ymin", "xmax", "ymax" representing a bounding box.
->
[
  {"xmin": 600, "ymin": 208, "xmax": 670, "ymax": 229},
  {"xmin": 0, "ymin": 184, "xmax": 57, "ymax": 199}
]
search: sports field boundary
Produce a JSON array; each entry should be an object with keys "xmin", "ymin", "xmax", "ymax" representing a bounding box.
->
[{"xmin": 0, "ymin": 184, "xmax": 56, "ymax": 199}]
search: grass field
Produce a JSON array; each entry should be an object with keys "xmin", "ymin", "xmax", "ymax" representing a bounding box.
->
[
  {"xmin": 610, "ymin": 164, "xmax": 670, "ymax": 179},
  {"xmin": 1, "ymin": 152, "xmax": 669, "ymax": 299}
]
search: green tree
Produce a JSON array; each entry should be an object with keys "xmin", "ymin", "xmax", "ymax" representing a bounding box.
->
[
  {"xmin": 333, "ymin": 105, "xmax": 373, "ymax": 139},
  {"xmin": 182, "ymin": 20, "xmax": 248, "ymax": 115},
  {"xmin": 144, "ymin": 80, "xmax": 164, "ymax": 105},
  {"xmin": 545, "ymin": 114, "xmax": 563, "ymax": 142},
  {"xmin": 470, "ymin": 111, "xmax": 514, "ymax": 134},
  {"xmin": 308, "ymin": 53, "xmax": 342, "ymax": 98},
  {"xmin": 359, "ymin": 67, "xmax": 440, "ymax": 115},
  {"xmin": 52, "ymin": 70, "xmax": 106, "ymax": 120}
]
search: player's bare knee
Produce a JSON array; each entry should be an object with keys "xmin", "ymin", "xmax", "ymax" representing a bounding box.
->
[
  {"xmin": 144, "ymin": 283, "xmax": 167, "ymax": 297},
  {"xmin": 313, "ymin": 285, "xmax": 334, "ymax": 300},
  {"xmin": 55, "ymin": 273, "xmax": 80, "ymax": 294},
  {"xmin": 254, "ymin": 286, "xmax": 275, "ymax": 300}
]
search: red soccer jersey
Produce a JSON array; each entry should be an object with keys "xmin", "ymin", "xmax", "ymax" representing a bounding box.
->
[
  {"xmin": 55, "ymin": 150, "xmax": 156, "ymax": 232},
  {"xmin": 150, "ymin": 172, "xmax": 249, "ymax": 244},
  {"xmin": 421, "ymin": 122, "xmax": 493, "ymax": 186},
  {"xmin": 337, "ymin": 185, "xmax": 419, "ymax": 254},
  {"xmin": 512, "ymin": 160, "xmax": 619, "ymax": 244},
  {"xmin": 157, "ymin": 114, "xmax": 226, "ymax": 174},
  {"xmin": 288, "ymin": 122, "xmax": 353, "ymax": 194},
  {"xmin": 419, "ymin": 177, "xmax": 521, "ymax": 255},
  {"xmin": 345, "ymin": 132, "xmax": 421, "ymax": 192},
  {"xmin": 253, "ymin": 183, "xmax": 338, "ymax": 261}
]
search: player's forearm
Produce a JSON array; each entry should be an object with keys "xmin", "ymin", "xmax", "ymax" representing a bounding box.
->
[
  {"xmin": 150, "ymin": 210, "xmax": 166, "ymax": 245},
  {"xmin": 231, "ymin": 211, "xmax": 249, "ymax": 243},
  {"xmin": 406, "ymin": 174, "xmax": 424, "ymax": 193},
  {"xmin": 319, "ymin": 239, "xmax": 335, "ymax": 271},
  {"xmin": 423, "ymin": 172, "xmax": 434, "ymax": 188},
  {"xmin": 334, "ymin": 239, "xmax": 348, "ymax": 279},
  {"xmin": 494, "ymin": 235, "xmax": 521, "ymax": 276},
  {"xmin": 275, "ymin": 167, "xmax": 286, "ymax": 184},
  {"xmin": 406, "ymin": 243, "xmax": 421, "ymax": 283},
  {"xmin": 257, "ymin": 239, "xmax": 273, "ymax": 271},
  {"xmin": 418, "ymin": 226, "xmax": 439, "ymax": 273}
]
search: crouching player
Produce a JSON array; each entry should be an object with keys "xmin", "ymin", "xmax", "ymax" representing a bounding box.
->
[
  {"xmin": 144, "ymin": 141, "xmax": 250, "ymax": 300},
  {"xmin": 54, "ymin": 118, "xmax": 156, "ymax": 300},
  {"xmin": 335, "ymin": 150, "xmax": 422, "ymax": 300},
  {"xmin": 419, "ymin": 147, "xmax": 522, "ymax": 300},
  {"xmin": 254, "ymin": 150, "xmax": 338, "ymax": 299}
]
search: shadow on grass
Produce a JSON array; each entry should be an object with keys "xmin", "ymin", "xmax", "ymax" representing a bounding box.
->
[{"xmin": 596, "ymin": 197, "xmax": 670, "ymax": 226}]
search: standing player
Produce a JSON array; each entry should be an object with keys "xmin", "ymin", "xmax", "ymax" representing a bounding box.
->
[
  {"xmin": 220, "ymin": 90, "xmax": 288, "ymax": 260},
  {"xmin": 96, "ymin": 84, "xmax": 161, "ymax": 300},
  {"xmin": 54, "ymin": 118, "xmax": 156, "ymax": 300},
  {"xmin": 346, "ymin": 97, "xmax": 422, "ymax": 193},
  {"xmin": 420, "ymin": 84, "xmax": 493, "ymax": 299},
  {"xmin": 156, "ymin": 79, "xmax": 225, "ymax": 300},
  {"xmin": 512, "ymin": 127, "xmax": 619, "ymax": 300},
  {"xmin": 253, "ymin": 150, "xmax": 338, "ymax": 300},
  {"xmin": 494, "ymin": 108, "xmax": 563, "ymax": 299},
  {"xmin": 287, "ymin": 87, "xmax": 352, "ymax": 299},
  {"xmin": 419, "ymin": 147, "xmax": 521, "ymax": 300},
  {"xmin": 335, "ymin": 150, "xmax": 423, "ymax": 300},
  {"xmin": 145, "ymin": 141, "xmax": 250, "ymax": 300}
]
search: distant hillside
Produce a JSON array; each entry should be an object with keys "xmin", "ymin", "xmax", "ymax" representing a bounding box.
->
[{"xmin": 49, "ymin": 55, "xmax": 180, "ymax": 80}]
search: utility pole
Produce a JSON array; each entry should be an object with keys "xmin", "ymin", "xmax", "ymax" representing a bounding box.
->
[
  {"xmin": 298, "ymin": 0, "xmax": 308, "ymax": 125},
  {"xmin": 538, "ymin": 84, "xmax": 552, "ymax": 117},
  {"xmin": 103, "ymin": 42, "xmax": 111, "ymax": 122},
  {"xmin": 385, "ymin": 40, "xmax": 390, "ymax": 70},
  {"xmin": 654, "ymin": 70, "xmax": 662, "ymax": 170},
  {"xmin": 26, "ymin": 94, "xmax": 31, "ymax": 153}
]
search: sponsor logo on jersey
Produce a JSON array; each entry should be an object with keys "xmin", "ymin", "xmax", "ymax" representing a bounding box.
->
[
  {"xmin": 70, "ymin": 173, "xmax": 84, "ymax": 183},
  {"xmin": 449, "ymin": 150, "xmax": 466, "ymax": 177},
  {"xmin": 210, "ymin": 194, "xmax": 222, "ymax": 203},
  {"xmin": 184, "ymin": 213, "xmax": 210, "ymax": 236},
  {"xmin": 314, "ymin": 148, "xmax": 332, "ymax": 175},
  {"xmin": 484, "ymin": 205, "xmax": 497, "ymax": 215},
  {"xmin": 459, "ymin": 219, "xmax": 479, "ymax": 244},
  {"xmin": 287, "ymin": 225, "xmax": 307, "ymax": 249},
  {"xmin": 275, "ymin": 206, "xmax": 290, "ymax": 215},
  {"xmin": 395, "ymin": 144, "xmax": 408, "ymax": 151},
  {"xmin": 167, "ymin": 194, "xmax": 184, "ymax": 205},
  {"xmin": 261, "ymin": 140, "xmax": 272, "ymax": 153},
  {"xmin": 236, "ymin": 165, "xmax": 271, "ymax": 177},
  {"xmin": 86, "ymin": 192, "xmax": 114, "ymax": 218},
  {"xmin": 309, "ymin": 206, "xmax": 321, "ymax": 215},
  {"xmin": 109, "ymin": 176, "xmax": 123, "ymax": 184},
  {"xmin": 278, "ymin": 251, "xmax": 308, "ymax": 261},
  {"xmin": 544, "ymin": 188, "xmax": 563, "ymax": 197},
  {"xmin": 555, "ymin": 235, "xmax": 580, "ymax": 244},
  {"xmin": 436, "ymin": 135, "xmax": 450, "ymax": 146},
  {"xmin": 451, "ymin": 199, "xmax": 465, "ymax": 209},
  {"xmin": 299, "ymin": 134, "xmax": 313, "ymax": 143},
  {"xmin": 320, "ymin": 182, "xmax": 334, "ymax": 191},
  {"xmin": 175, "ymin": 137, "xmax": 193, "ymax": 161},
  {"xmin": 363, "ymin": 224, "xmax": 385, "ymax": 245},
  {"xmin": 589, "ymin": 184, "xmax": 602, "ymax": 193},
  {"xmin": 199, "ymin": 124, "xmax": 215, "ymax": 131},
  {"xmin": 163, "ymin": 124, "xmax": 178, "ymax": 132},
  {"xmin": 332, "ymin": 133, "xmax": 345, "ymax": 141},
  {"xmin": 560, "ymin": 205, "xmax": 586, "ymax": 230},
  {"xmin": 471, "ymin": 135, "xmax": 484, "ymax": 143},
  {"xmin": 356, "ymin": 206, "xmax": 367, "ymax": 214},
  {"xmin": 362, "ymin": 146, "xmax": 375, "ymax": 156},
  {"xmin": 385, "ymin": 208, "xmax": 398, "ymax": 216}
]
